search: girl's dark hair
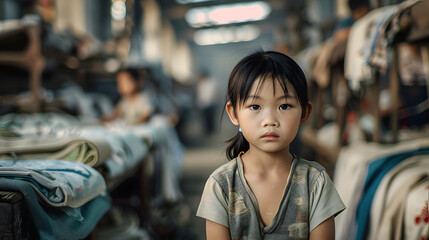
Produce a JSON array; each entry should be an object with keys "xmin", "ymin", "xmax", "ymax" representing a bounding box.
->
[
  {"xmin": 348, "ymin": 0, "xmax": 369, "ymax": 11},
  {"xmin": 225, "ymin": 50, "xmax": 309, "ymax": 160},
  {"xmin": 117, "ymin": 68, "xmax": 141, "ymax": 82},
  {"xmin": 117, "ymin": 67, "xmax": 145, "ymax": 91}
]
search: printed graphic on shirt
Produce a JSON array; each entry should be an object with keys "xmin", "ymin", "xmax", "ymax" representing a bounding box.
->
[
  {"xmin": 288, "ymin": 163, "xmax": 313, "ymax": 239},
  {"xmin": 229, "ymin": 190, "xmax": 248, "ymax": 215},
  {"xmin": 288, "ymin": 222, "xmax": 308, "ymax": 238}
]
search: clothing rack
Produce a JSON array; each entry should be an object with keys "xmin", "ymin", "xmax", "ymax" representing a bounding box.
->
[{"xmin": 334, "ymin": 1, "xmax": 429, "ymax": 239}]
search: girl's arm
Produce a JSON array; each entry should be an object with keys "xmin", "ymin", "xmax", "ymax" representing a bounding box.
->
[
  {"xmin": 309, "ymin": 216, "xmax": 335, "ymax": 240},
  {"xmin": 100, "ymin": 106, "xmax": 121, "ymax": 123},
  {"xmin": 206, "ymin": 220, "xmax": 231, "ymax": 240}
]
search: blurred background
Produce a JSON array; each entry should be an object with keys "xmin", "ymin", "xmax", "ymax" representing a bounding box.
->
[{"xmin": 0, "ymin": 0, "xmax": 428, "ymax": 239}]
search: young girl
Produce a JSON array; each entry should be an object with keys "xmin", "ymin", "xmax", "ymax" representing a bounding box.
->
[
  {"xmin": 101, "ymin": 68, "xmax": 153, "ymax": 125},
  {"xmin": 197, "ymin": 51, "xmax": 345, "ymax": 239}
]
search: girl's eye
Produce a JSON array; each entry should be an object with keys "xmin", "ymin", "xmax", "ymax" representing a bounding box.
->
[
  {"xmin": 279, "ymin": 104, "xmax": 291, "ymax": 110},
  {"xmin": 249, "ymin": 105, "xmax": 261, "ymax": 111}
]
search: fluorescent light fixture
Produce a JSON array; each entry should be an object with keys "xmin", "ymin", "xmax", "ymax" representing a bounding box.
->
[
  {"xmin": 185, "ymin": 1, "xmax": 271, "ymax": 27},
  {"xmin": 193, "ymin": 24, "xmax": 261, "ymax": 45}
]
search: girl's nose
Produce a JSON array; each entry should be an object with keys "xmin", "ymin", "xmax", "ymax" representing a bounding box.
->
[{"xmin": 262, "ymin": 112, "xmax": 279, "ymax": 127}]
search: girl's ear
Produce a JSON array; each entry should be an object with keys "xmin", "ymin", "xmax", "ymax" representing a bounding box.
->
[
  {"xmin": 300, "ymin": 102, "xmax": 313, "ymax": 124},
  {"xmin": 226, "ymin": 101, "xmax": 239, "ymax": 126}
]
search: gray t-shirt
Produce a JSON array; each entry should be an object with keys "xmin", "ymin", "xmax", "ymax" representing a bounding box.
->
[{"xmin": 197, "ymin": 155, "xmax": 345, "ymax": 239}]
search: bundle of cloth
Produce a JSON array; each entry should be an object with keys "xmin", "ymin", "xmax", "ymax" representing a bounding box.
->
[
  {"xmin": 0, "ymin": 112, "xmax": 162, "ymax": 239},
  {"xmin": 0, "ymin": 159, "xmax": 110, "ymax": 240},
  {"xmin": 0, "ymin": 113, "xmax": 151, "ymax": 179}
]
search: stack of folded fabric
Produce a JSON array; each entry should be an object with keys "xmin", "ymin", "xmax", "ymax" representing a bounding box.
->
[
  {"xmin": 0, "ymin": 159, "xmax": 111, "ymax": 240},
  {"xmin": 0, "ymin": 112, "xmax": 152, "ymax": 179},
  {"xmin": 0, "ymin": 112, "xmax": 158, "ymax": 239}
]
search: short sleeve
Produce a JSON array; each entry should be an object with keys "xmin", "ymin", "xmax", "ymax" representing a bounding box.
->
[
  {"xmin": 309, "ymin": 170, "xmax": 346, "ymax": 232},
  {"xmin": 196, "ymin": 176, "xmax": 229, "ymax": 228}
]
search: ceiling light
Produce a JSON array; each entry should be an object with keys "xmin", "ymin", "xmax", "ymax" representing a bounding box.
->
[
  {"xmin": 193, "ymin": 24, "xmax": 261, "ymax": 45},
  {"xmin": 185, "ymin": 1, "xmax": 271, "ymax": 27}
]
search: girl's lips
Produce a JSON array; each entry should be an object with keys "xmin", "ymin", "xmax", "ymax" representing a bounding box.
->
[{"xmin": 261, "ymin": 132, "xmax": 279, "ymax": 140}]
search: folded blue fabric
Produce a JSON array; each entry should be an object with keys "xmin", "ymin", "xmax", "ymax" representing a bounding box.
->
[
  {"xmin": 0, "ymin": 178, "xmax": 111, "ymax": 240},
  {"xmin": 0, "ymin": 159, "xmax": 107, "ymax": 208}
]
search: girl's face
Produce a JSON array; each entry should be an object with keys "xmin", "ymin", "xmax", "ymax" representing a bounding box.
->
[
  {"xmin": 117, "ymin": 72, "xmax": 138, "ymax": 97},
  {"xmin": 226, "ymin": 78, "xmax": 310, "ymax": 155}
]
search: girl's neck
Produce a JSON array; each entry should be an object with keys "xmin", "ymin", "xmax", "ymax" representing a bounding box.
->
[{"xmin": 241, "ymin": 147, "xmax": 293, "ymax": 173}]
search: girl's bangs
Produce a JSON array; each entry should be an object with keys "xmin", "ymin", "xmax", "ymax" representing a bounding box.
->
[{"xmin": 238, "ymin": 70, "xmax": 289, "ymax": 106}]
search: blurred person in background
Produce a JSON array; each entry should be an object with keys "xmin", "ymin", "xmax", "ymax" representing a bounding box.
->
[
  {"xmin": 196, "ymin": 71, "xmax": 221, "ymax": 136},
  {"xmin": 101, "ymin": 68, "xmax": 154, "ymax": 125}
]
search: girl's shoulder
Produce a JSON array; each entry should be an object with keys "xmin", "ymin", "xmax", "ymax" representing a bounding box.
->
[
  {"xmin": 207, "ymin": 158, "xmax": 243, "ymax": 188},
  {"xmin": 295, "ymin": 157, "xmax": 326, "ymax": 172},
  {"xmin": 294, "ymin": 156, "xmax": 327, "ymax": 183},
  {"xmin": 209, "ymin": 158, "xmax": 239, "ymax": 179}
]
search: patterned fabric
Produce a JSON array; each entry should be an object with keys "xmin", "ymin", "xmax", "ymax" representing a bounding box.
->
[
  {"xmin": 334, "ymin": 138, "xmax": 429, "ymax": 240},
  {"xmin": 0, "ymin": 112, "xmax": 81, "ymax": 138},
  {"xmin": 404, "ymin": 179, "xmax": 429, "ymax": 240},
  {"xmin": 0, "ymin": 113, "xmax": 113, "ymax": 167},
  {"xmin": 0, "ymin": 113, "xmax": 154, "ymax": 178},
  {"xmin": 197, "ymin": 155, "xmax": 345, "ymax": 239},
  {"xmin": 355, "ymin": 148, "xmax": 429, "ymax": 240},
  {"xmin": 376, "ymin": 171, "xmax": 428, "ymax": 240},
  {"xmin": 0, "ymin": 135, "xmax": 112, "ymax": 167},
  {"xmin": 369, "ymin": 155, "xmax": 429, "ymax": 239},
  {"xmin": 0, "ymin": 178, "xmax": 110, "ymax": 240},
  {"xmin": 0, "ymin": 159, "xmax": 107, "ymax": 208},
  {"xmin": 369, "ymin": 0, "xmax": 421, "ymax": 70},
  {"xmin": 344, "ymin": 6, "xmax": 393, "ymax": 91},
  {"xmin": 360, "ymin": 6, "xmax": 398, "ymax": 71}
]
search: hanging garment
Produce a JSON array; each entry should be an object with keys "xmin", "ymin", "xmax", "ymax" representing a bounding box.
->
[
  {"xmin": 376, "ymin": 174, "xmax": 429, "ymax": 240},
  {"xmin": 360, "ymin": 7, "xmax": 399, "ymax": 71},
  {"xmin": 384, "ymin": 0, "xmax": 429, "ymax": 45},
  {"xmin": 294, "ymin": 44, "xmax": 322, "ymax": 81},
  {"xmin": 397, "ymin": 43, "xmax": 426, "ymax": 86},
  {"xmin": 368, "ymin": 154, "xmax": 429, "ymax": 239},
  {"xmin": 366, "ymin": 0, "xmax": 421, "ymax": 71},
  {"xmin": 312, "ymin": 38, "xmax": 339, "ymax": 89},
  {"xmin": 344, "ymin": 6, "xmax": 397, "ymax": 91},
  {"xmin": 404, "ymin": 178, "xmax": 429, "ymax": 240},
  {"xmin": 355, "ymin": 148, "xmax": 429, "ymax": 240},
  {"xmin": 334, "ymin": 137, "xmax": 429, "ymax": 240}
]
